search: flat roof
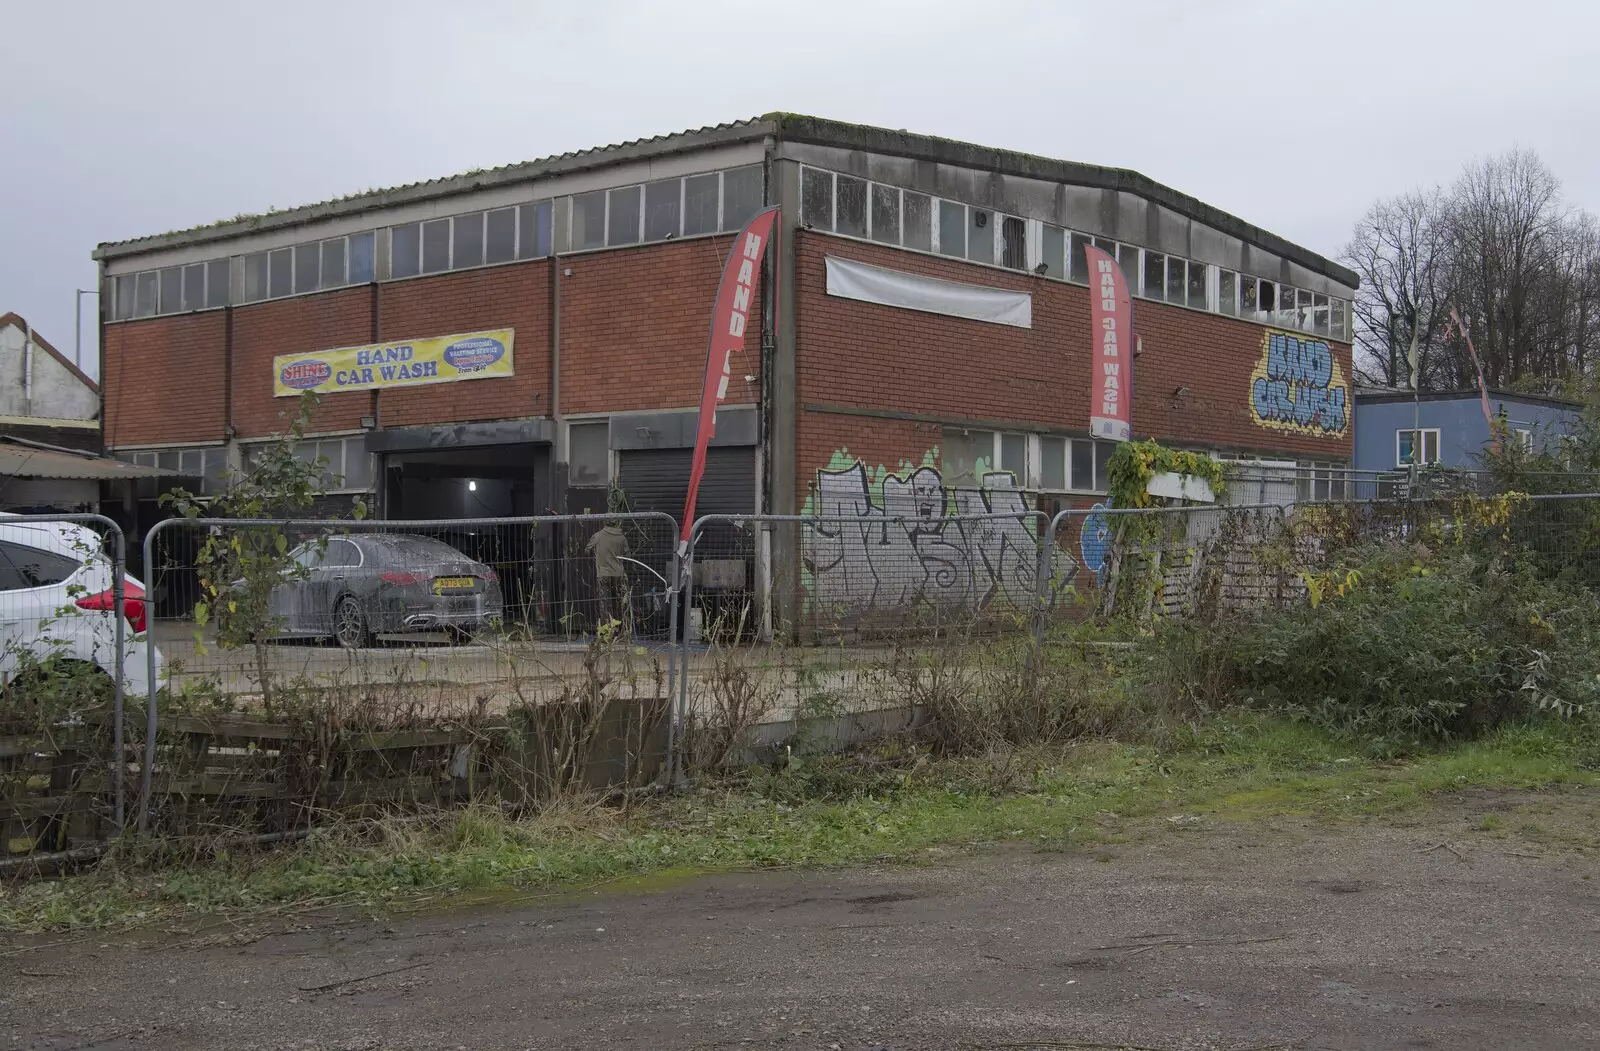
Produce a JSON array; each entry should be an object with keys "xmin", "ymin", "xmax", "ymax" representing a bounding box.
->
[
  {"xmin": 1355, "ymin": 388, "xmax": 1584, "ymax": 411},
  {"xmin": 94, "ymin": 113, "xmax": 1356, "ymax": 287}
]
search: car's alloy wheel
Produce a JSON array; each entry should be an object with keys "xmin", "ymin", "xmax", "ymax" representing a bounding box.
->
[{"xmin": 333, "ymin": 596, "xmax": 369, "ymax": 649}]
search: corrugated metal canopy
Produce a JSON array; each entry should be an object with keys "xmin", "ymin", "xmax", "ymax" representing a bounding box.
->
[{"xmin": 0, "ymin": 442, "xmax": 170, "ymax": 481}]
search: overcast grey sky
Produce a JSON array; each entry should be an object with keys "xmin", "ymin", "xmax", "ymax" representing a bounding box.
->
[{"xmin": 4, "ymin": 0, "xmax": 1597, "ymax": 379}]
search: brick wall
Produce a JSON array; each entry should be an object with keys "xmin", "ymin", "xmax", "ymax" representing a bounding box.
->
[
  {"xmin": 232, "ymin": 287, "xmax": 373, "ymax": 438},
  {"xmin": 103, "ymin": 312, "xmax": 228, "ymax": 446},
  {"xmin": 559, "ymin": 235, "xmax": 758, "ymax": 415},
  {"xmin": 100, "ymin": 237, "xmax": 751, "ymax": 449},
  {"xmin": 793, "ymin": 232, "xmax": 1355, "ymax": 505},
  {"xmin": 376, "ymin": 262, "xmax": 551, "ymax": 428}
]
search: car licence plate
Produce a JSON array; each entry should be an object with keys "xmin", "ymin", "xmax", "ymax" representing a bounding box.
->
[{"xmin": 433, "ymin": 576, "xmax": 476, "ymax": 592}]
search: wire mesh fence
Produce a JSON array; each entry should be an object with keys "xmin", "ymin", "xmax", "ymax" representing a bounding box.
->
[{"xmin": 9, "ymin": 490, "xmax": 1600, "ymax": 851}]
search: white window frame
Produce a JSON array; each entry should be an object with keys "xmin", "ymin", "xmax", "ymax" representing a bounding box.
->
[
  {"xmin": 1514, "ymin": 427, "xmax": 1534, "ymax": 452},
  {"xmin": 1396, "ymin": 428, "xmax": 1442, "ymax": 468}
]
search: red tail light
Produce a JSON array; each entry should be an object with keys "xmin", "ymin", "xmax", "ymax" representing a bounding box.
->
[
  {"xmin": 381, "ymin": 571, "xmax": 423, "ymax": 586},
  {"xmin": 76, "ymin": 582, "xmax": 147, "ymax": 634}
]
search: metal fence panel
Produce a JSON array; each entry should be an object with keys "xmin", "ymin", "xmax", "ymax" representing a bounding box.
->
[
  {"xmin": 0, "ymin": 514, "xmax": 131, "ymax": 847},
  {"xmin": 138, "ymin": 512, "xmax": 678, "ymax": 830}
]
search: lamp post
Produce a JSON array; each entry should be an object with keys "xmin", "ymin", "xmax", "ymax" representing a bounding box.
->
[{"xmin": 74, "ymin": 288, "xmax": 98, "ymax": 369}]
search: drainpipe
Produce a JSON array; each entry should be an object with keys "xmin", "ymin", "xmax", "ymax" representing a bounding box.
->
[{"xmin": 551, "ymin": 247, "xmax": 563, "ymax": 455}]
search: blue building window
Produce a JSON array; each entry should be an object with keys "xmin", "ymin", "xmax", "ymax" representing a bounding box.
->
[{"xmin": 1397, "ymin": 428, "xmax": 1441, "ymax": 467}]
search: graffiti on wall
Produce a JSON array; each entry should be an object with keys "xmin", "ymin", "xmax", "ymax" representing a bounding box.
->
[
  {"xmin": 1249, "ymin": 330, "xmax": 1349, "ymax": 436},
  {"xmin": 1080, "ymin": 503, "xmax": 1111, "ymax": 585},
  {"xmin": 802, "ymin": 449, "xmax": 1075, "ymax": 618}
]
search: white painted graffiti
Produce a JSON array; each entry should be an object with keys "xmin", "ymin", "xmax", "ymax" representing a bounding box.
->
[{"xmin": 805, "ymin": 461, "xmax": 1074, "ymax": 618}]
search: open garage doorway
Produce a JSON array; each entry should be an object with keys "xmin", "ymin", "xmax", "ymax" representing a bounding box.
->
[{"xmin": 382, "ymin": 442, "xmax": 553, "ymax": 634}]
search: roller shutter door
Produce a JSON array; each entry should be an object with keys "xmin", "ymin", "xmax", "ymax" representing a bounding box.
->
[{"xmin": 615, "ymin": 447, "xmax": 755, "ymax": 525}]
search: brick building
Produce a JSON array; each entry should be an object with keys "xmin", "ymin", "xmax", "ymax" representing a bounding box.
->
[{"xmin": 94, "ymin": 114, "xmax": 1357, "ymax": 628}]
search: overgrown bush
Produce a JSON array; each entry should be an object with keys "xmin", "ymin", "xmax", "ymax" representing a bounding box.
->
[{"xmin": 1219, "ymin": 545, "xmax": 1600, "ymax": 751}]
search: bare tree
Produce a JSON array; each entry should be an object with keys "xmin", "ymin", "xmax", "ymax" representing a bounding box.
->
[
  {"xmin": 1344, "ymin": 149, "xmax": 1600, "ymax": 395},
  {"xmin": 1343, "ymin": 188, "xmax": 1452, "ymax": 387}
]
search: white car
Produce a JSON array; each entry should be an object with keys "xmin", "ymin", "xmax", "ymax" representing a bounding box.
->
[{"xmin": 0, "ymin": 512, "xmax": 163, "ymax": 702}]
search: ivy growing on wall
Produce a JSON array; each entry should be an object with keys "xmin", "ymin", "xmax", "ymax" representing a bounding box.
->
[{"xmin": 1104, "ymin": 440, "xmax": 1227, "ymax": 510}]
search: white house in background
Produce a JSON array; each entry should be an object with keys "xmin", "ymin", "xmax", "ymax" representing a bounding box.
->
[{"xmin": 0, "ymin": 312, "xmax": 163, "ymax": 513}]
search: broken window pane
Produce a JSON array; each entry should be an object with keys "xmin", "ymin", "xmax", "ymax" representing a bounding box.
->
[
  {"xmin": 643, "ymin": 179, "xmax": 681, "ymax": 241},
  {"xmin": 1313, "ymin": 292, "xmax": 1331, "ymax": 336},
  {"xmin": 294, "ymin": 243, "xmax": 319, "ymax": 294},
  {"xmin": 182, "ymin": 263, "xmax": 206, "ymax": 311},
  {"xmin": 485, "ymin": 208, "xmax": 516, "ymax": 263},
  {"xmin": 800, "ymin": 168, "xmax": 833, "ymax": 230},
  {"xmin": 1241, "ymin": 276, "xmax": 1260, "ymax": 318},
  {"xmin": 1000, "ymin": 216, "xmax": 1026, "ymax": 269},
  {"xmin": 683, "ymin": 173, "xmax": 719, "ymax": 236},
  {"xmin": 607, "ymin": 187, "xmax": 640, "ymax": 246},
  {"xmin": 836, "ymin": 176, "xmax": 867, "ymax": 238},
  {"xmin": 722, "ymin": 165, "xmax": 763, "ymax": 230},
  {"xmin": 903, "ymin": 192, "xmax": 932, "ymax": 251},
  {"xmin": 268, "ymin": 248, "xmax": 292, "ymax": 297},
  {"xmin": 1040, "ymin": 225, "xmax": 1065, "ymax": 278},
  {"xmin": 453, "ymin": 212, "xmax": 485, "ymax": 266},
  {"xmin": 1331, "ymin": 298, "xmax": 1347, "ymax": 341},
  {"xmin": 570, "ymin": 192, "xmax": 606, "ymax": 250},
  {"xmin": 1188, "ymin": 261, "xmax": 1208, "ymax": 310},
  {"xmin": 870, "ymin": 183, "xmax": 900, "ymax": 244},
  {"xmin": 1299, "ymin": 288, "xmax": 1316, "ymax": 332},
  {"xmin": 159, "ymin": 267, "xmax": 182, "ymax": 313},
  {"xmin": 517, "ymin": 202, "xmax": 552, "ymax": 258},
  {"xmin": 320, "ymin": 238, "xmax": 346, "ymax": 288},
  {"xmin": 938, "ymin": 201, "xmax": 965, "ymax": 257},
  {"xmin": 390, "ymin": 224, "xmax": 420, "ymax": 278}
]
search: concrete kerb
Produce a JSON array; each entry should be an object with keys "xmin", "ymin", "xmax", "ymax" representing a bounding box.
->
[
  {"xmin": 1, "ymin": 514, "xmax": 129, "ymax": 833},
  {"xmin": 138, "ymin": 510, "xmax": 680, "ymax": 832}
]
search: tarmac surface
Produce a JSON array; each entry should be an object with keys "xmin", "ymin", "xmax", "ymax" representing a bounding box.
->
[{"xmin": 5, "ymin": 788, "xmax": 1597, "ymax": 1049}]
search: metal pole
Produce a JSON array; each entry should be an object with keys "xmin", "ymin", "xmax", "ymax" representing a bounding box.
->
[
  {"xmin": 674, "ymin": 526, "xmax": 699, "ymax": 788},
  {"xmin": 139, "ymin": 520, "xmax": 164, "ymax": 833},
  {"xmin": 110, "ymin": 530, "xmax": 126, "ymax": 833},
  {"xmin": 75, "ymin": 288, "xmax": 97, "ymax": 370},
  {"xmin": 664, "ymin": 530, "xmax": 680, "ymax": 783}
]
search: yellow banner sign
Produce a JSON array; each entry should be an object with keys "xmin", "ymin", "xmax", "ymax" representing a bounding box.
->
[{"xmin": 273, "ymin": 328, "xmax": 514, "ymax": 397}]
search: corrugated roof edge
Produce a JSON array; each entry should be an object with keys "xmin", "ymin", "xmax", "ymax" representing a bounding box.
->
[
  {"xmin": 766, "ymin": 113, "xmax": 1357, "ymax": 289},
  {"xmin": 94, "ymin": 111, "xmax": 1357, "ymax": 288},
  {"xmin": 1355, "ymin": 387, "xmax": 1586, "ymax": 410},
  {"xmin": 92, "ymin": 117, "xmax": 775, "ymax": 260}
]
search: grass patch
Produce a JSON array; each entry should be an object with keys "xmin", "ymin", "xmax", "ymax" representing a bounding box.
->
[{"xmin": 4, "ymin": 715, "xmax": 1598, "ymax": 934}]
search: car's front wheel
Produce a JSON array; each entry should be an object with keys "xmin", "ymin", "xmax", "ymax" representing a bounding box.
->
[{"xmin": 332, "ymin": 595, "xmax": 370, "ymax": 649}]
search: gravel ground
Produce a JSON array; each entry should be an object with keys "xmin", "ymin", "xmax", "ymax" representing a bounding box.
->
[{"xmin": 4, "ymin": 788, "xmax": 1598, "ymax": 1050}]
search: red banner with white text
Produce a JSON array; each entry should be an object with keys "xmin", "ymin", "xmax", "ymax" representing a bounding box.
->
[
  {"xmin": 680, "ymin": 206, "xmax": 780, "ymax": 546},
  {"xmin": 1084, "ymin": 244, "xmax": 1132, "ymax": 442}
]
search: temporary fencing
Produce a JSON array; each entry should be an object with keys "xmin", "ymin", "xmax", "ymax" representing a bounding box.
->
[
  {"xmin": 0, "ymin": 514, "xmax": 133, "ymax": 853},
  {"xmin": 11, "ymin": 490, "xmax": 1600, "ymax": 853},
  {"xmin": 133, "ymin": 512, "xmax": 679, "ymax": 834}
]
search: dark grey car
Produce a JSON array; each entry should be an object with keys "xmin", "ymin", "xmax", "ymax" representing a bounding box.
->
[{"xmin": 270, "ymin": 534, "xmax": 505, "ymax": 648}]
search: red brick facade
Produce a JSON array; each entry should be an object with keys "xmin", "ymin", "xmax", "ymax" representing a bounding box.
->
[
  {"xmin": 102, "ymin": 237, "xmax": 758, "ymax": 447},
  {"xmin": 792, "ymin": 232, "xmax": 1354, "ymax": 507}
]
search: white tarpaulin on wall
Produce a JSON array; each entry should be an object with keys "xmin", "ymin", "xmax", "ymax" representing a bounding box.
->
[{"xmin": 824, "ymin": 256, "xmax": 1033, "ymax": 329}]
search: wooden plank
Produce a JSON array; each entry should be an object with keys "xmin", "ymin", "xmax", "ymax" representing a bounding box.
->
[{"xmin": 163, "ymin": 715, "xmax": 300, "ymax": 740}]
